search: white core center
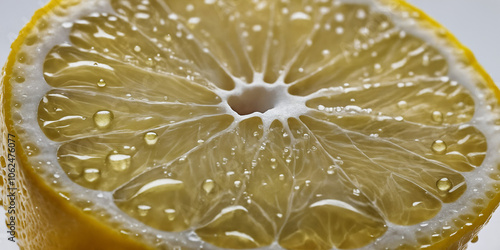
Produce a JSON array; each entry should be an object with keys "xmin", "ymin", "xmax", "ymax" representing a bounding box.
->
[
  {"xmin": 228, "ymin": 86, "xmax": 282, "ymax": 115},
  {"xmin": 217, "ymin": 76, "xmax": 309, "ymax": 125}
]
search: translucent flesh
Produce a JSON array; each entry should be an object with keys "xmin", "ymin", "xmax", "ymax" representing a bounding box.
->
[{"xmin": 37, "ymin": 0, "xmax": 488, "ymax": 249}]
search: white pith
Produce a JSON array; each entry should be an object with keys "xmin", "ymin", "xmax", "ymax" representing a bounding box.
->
[
  {"xmin": 5, "ymin": 0, "xmax": 500, "ymax": 249},
  {"xmin": 217, "ymin": 74, "xmax": 310, "ymax": 129}
]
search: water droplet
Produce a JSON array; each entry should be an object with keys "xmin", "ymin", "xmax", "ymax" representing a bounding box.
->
[
  {"xmin": 146, "ymin": 58, "xmax": 154, "ymax": 67},
  {"xmin": 134, "ymin": 45, "xmax": 142, "ymax": 52},
  {"xmin": 335, "ymin": 26, "xmax": 344, "ymax": 34},
  {"xmin": 397, "ymin": 100, "xmax": 408, "ymax": 109},
  {"xmin": 418, "ymin": 54, "xmax": 429, "ymax": 68},
  {"xmin": 327, "ymin": 165, "xmax": 335, "ymax": 175},
  {"xmin": 164, "ymin": 209, "xmax": 176, "ymax": 221},
  {"xmin": 187, "ymin": 17, "xmax": 201, "ymax": 29},
  {"xmin": 436, "ymin": 177, "xmax": 453, "ymax": 192},
  {"xmin": 97, "ymin": 79, "xmax": 106, "ymax": 87},
  {"xmin": 107, "ymin": 153, "xmax": 131, "ymax": 171},
  {"xmin": 431, "ymin": 111, "xmax": 443, "ymax": 123},
  {"xmin": 144, "ymin": 132, "xmax": 158, "ymax": 145},
  {"xmin": 234, "ymin": 180, "xmax": 242, "ymax": 188},
  {"xmin": 251, "ymin": 24, "xmax": 262, "ymax": 32},
  {"xmin": 93, "ymin": 110, "xmax": 113, "ymax": 129},
  {"xmin": 202, "ymin": 179, "xmax": 215, "ymax": 193},
  {"xmin": 137, "ymin": 205, "xmax": 151, "ymax": 217},
  {"xmin": 290, "ymin": 12, "xmax": 311, "ymax": 21},
  {"xmin": 276, "ymin": 213, "xmax": 283, "ymax": 218},
  {"xmin": 353, "ymin": 189, "xmax": 360, "ymax": 196},
  {"xmin": 335, "ymin": 13, "xmax": 344, "ymax": 22},
  {"xmin": 356, "ymin": 9, "xmax": 367, "ymax": 19},
  {"xmin": 431, "ymin": 140, "xmax": 447, "ymax": 154},
  {"xmin": 279, "ymin": 174, "xmax": 285, "ymax": 181},
  {"xmin": 83, "ymin": 168, "xmax": 100, "ymax": 182},
  {"xmin": 178, "ymin": 156, "xmax": 186, "ymax": 163}
]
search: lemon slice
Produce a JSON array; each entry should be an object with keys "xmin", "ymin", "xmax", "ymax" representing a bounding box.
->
[{"xmin": 2, "ymin": 0, "xmax": 500, "ymax": 249}]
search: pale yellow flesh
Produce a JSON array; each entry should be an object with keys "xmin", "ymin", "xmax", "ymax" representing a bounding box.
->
[{"xmin": 30, "ymin": 0, "xmax": 489, "ymax": 249}]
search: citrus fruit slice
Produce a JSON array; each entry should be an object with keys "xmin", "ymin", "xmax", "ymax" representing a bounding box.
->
[{"xmin": 2, "ymin": 0, "xmax": 500, "ymax": 249}]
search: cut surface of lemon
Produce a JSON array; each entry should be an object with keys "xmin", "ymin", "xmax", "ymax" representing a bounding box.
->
[{"xmin": 2, "ymin": 0, "xmax": 500, "ymax": 249}]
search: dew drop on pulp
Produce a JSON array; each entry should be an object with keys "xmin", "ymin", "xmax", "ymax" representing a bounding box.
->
[
  {"xmin": 144, "ymin": 132, "xmax": 158, "ymax": 145},
  {"xmin": 107, "ymin": 153, "xmax": 131, "ymax": 171},
  {"xmin": 432, "ymin": 140, "xmax": 447, "ymax": 154},
  {"xmin": 436, "ymin": 177, "xmax": 453, "ymax": 192},
  {"xmin": 83, "ymin": 168, "xmax": 100, "ymax": 182},
  {"xmin": 93, "ymin": 110, "xmax": 113, "ymax": 129}
]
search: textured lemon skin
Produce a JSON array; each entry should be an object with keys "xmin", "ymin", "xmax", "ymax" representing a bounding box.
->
[{"xmin": 0, "ymin": 0, "xmax": 499, "ymax": 249}]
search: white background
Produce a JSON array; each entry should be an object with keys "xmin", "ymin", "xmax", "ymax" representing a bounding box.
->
[{"xmin": 0, "ymin": 0, "xmax": 499, "ymax": 249}]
